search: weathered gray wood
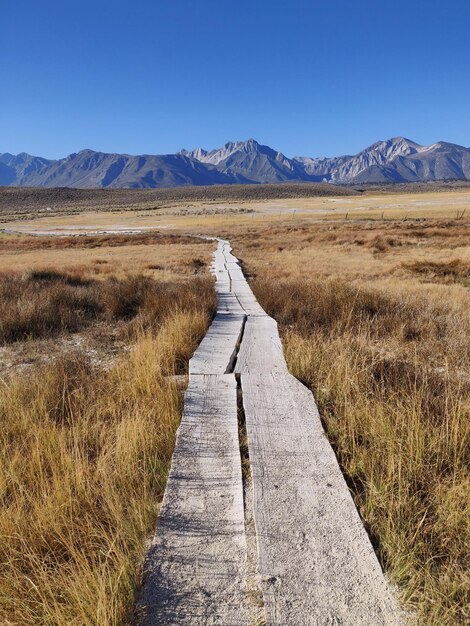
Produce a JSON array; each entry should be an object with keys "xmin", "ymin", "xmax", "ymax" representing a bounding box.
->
[
  {"xmin": 215, "ymin": 261, "xmax": 228, "ymax": 272},
  {"xmin": 234, "ymin": 294, "xmax": 267, "ymax": 316},
  {"xmin": 230, "ymin": 279, "xmax": 251, "ymax": 291},
  {"xmin": 235, "ymin": 316, "xmax": 288, "ymax": 375},
  {"xmin": 217, "ymin": 292, "xmax": 246, "ymax": 315},
  {"xmin": 229, "ymin": 277, "xmax": 267, "ymax": 316},
  {"xmin": 214, "ymin": 266, "xmax": 229, "ymax": 278},
  {"xmin": 213, "ymin": 244, "xmax": 230, "ymax": 277},
  {"xmin": 230, "ymin": 284, "xmax": 267, "ymax": 316},
  {"xmin": 189, "ymin": 313, "xmax": 245, "ymax": 375},
  {"xmin": 214, "ymin": 279, "xmax": 231, "ymax": 292},
  {"xmin": 228, "ymin": 267, "xmax": 246, "ymax": 282},
  {"xmin": 137, "ymin": 375, "xmax": 250, "ymax": 626},
  {"xmin": 212, "ymin": 244, "xmax": 226, "ymax": 267},
  {"xmin": 222, "ymin": 249, "xmax": 239, "ymax": 265},
  {"xmin": 241, "ymin": 371, "xmax": 404, "ymax": 626},
  {"xmin": 225, "ymin": 261, "xmax": 241, "ymax": 271}
]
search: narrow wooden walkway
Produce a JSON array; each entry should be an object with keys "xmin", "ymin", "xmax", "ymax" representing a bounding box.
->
[{"xmin": 136, "ymin": 239, "xmax": 404, "ymax": 625}]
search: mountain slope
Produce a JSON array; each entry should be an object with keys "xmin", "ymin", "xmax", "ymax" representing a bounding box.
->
[
  {"xmin": 182, "ymin": 139, "xmax": 312, "ymax": 183},
  {"xmin": 292, "ymin": 137, "xmax": 470, "ymax": 183},
  {"xmin": 1, "ymin": 150, "xmax": 232, "ymax": 189},
  {"xmin": 185, "ymin": 136, "xmax": 470, "ymax": 184},
  {"xmin": 2, "ymin": 137, "xmax": 470, "ymax": 188},
  {"xmin": 334, "ymin": 138, "xmax": 470, "ymax": 183},
  {"xmin": 0, "ymin": 152, "xmax": 54, "ymax": 186}
]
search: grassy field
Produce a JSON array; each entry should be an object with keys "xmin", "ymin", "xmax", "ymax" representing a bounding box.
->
[
  {"xmin": 1, "ymin": 187, "xmax": 470, "ymax": 624},
  {"xmin": 0, "ymin": 232, "xmax": 210, "ymax": 278},
  {"xmin": 0, "ymin": 235, "xmax": 216, "ymax": 625},
  {"xmin": 230, "ymin": 218, "xmax": 470, "ymax": 626},
  {"xmin": 3, "ymin": 186, "xmax": 470, "ymax": 235},
  {"xmin": 0, "ymin": 183, "xmax": 359, "ymax": 223}
]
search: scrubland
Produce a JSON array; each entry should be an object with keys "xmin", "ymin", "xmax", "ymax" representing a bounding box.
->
[
  {"xmin": 232, "ymin": 218, "xmax": 470, "ymax": 626},
  {"xmin": 2, "ymin": 192, "xmax": 470, "ymax": 625},
  {"xmin": 0, "ymin": 183, "xmax": 359, "ymax": 222},
  {"xmin": 0, "ymin": 234, "xmax": 215, "ymax": 625},
  {"xmin": 0, "ymin": 232, "xmax": 210, "ymax": 278}
]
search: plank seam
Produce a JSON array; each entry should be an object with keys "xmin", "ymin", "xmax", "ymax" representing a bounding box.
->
[
  {"xmin": 225, "ymin": 314, "xmax": 247, "ymax": 374},
  {"xmin": 235, "ymin": 371, "xmax": 267, "ymax": 626}
]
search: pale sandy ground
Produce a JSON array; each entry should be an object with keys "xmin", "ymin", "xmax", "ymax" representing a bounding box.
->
[{"xmin": 1, "ymin": 190, "xmax": 470, "ymax": 237}]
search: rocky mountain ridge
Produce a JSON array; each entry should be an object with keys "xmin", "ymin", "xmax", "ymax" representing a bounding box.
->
[{"xmin": 2, "ymin": 137, "xmax": 470, "ymax": 188}]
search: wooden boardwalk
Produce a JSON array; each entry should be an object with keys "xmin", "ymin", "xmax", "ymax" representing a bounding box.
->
[{"xmin": 136, "ymin": 239, "xmax": 404, "ymax": 625}]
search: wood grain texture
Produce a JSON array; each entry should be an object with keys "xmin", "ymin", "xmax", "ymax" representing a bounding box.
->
[
  {"xmin": 241, "ymin": 371, "xmax": 404, "ymax": 626},
  {"xmin": 189, "ymin": 313, "xmax": 245, "ymax": 375},
  {"xmin": 221, "ymin": 246, "xmax": 239, "ymax": 266},
  {"xmin": 137, "ymin": 375, "xmax": 250, "ymax": 626},
  {"xmin": 235, "ymin": 296, "xmax": 267, "ymax": 317},
  {"xmin": 216, "ymin": 291, "xmax": 246, "ymax": 315},
  {"xmin": 235, "ymin": 315, "xmax": 288, "ymax": 375},
  {"xmin": 225, "ymin": 261, "xmax": 242, "ymax": 271},
  {"xmin": 228, "ymin": 267, "xmax": 246, "ymax": 282}
]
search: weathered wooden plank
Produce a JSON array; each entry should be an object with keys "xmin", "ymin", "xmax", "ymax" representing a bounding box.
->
[
  {"xmin": 241, "ymin": 371, "xmax": 404, "ymax": 626},
  {"xmin": 138, "ymin": 235, "xmax": 403, "ymax": 625},
  {"xmin": 229, "ymin": 280, "xmax": 267, "ymax": 316},
  {"xmin": 214, "ymin": 278, "xmax": 231, "ymax": 292},
  {"xmin": 217, "ymin": 292, "xmax": 246, "ymax": 315},
  {"xmin": 225, "ymin": 261, "xmax": 241, "ymax": 271},
  {"xmin": 234, "ymin": 294, "xmax": 267, "ymax": 316},
  {"xmin": 235, "ymin": 316, "xmax": 288, "ymax": 375},
  {"xmin": 189, "ymin": 313, "xmax": 245, "ymax": 375},
  {"xmin": 137, "ymin": 375, "xmax": 250, "ymax": 626},
  {"xmin": 230, "ymin": 280, "xmax": 254, "ymax": 295},
  {"xmin": 214, "ymin": 263, "xmax": 228, "ymax": 276},
  {"xmin": 228, "ymin": 267, "xmax": 246, "ymax": 282},
  {"xmin": 212, "ymin": 244, "xmax": 226, "ymax": 270},
  {"xmin": 222, "ymin": 251, "xmax": 239, "ymax": 265},
  {"xmin": 212, "ymin": 255, "xmax": 226, "ymax": 271}
]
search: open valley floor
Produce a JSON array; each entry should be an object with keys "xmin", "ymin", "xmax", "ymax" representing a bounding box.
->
[{"xmin": 1, "ymin": 185, "xmax": 469, "ymax": 626}]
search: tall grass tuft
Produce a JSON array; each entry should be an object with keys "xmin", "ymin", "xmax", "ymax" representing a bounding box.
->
[
  {"xmin": 254, "ymin": 277, "xmax": 470, "ymax": 626},
  {"xmin": 0, "ymin": 270, "xmax": 214, "ymax": 344},
  {"xmin": 0, "ymin": 288, "xmax": 212, "ymax": 624}
]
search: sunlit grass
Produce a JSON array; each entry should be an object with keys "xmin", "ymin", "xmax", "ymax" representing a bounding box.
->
[{"xmin": 0, "ymin": 276, "xmax": 215, "ymax": 625}]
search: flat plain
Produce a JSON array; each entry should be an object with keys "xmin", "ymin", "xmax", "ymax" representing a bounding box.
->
[{"xmin": 0, "ymin": 183, "xmax": 469, "ymax": 625}]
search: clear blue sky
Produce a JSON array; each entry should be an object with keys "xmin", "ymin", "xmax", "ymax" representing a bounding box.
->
[{"xmin": 1, "ymin": 0, "xmax": 469, "ymax": 159}]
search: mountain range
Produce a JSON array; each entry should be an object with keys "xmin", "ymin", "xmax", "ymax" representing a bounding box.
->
[{"xmin": 2, "ymin": 137, "xmax": 470, "ymax": 189}]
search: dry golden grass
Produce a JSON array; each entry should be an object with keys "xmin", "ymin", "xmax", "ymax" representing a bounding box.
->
[
  {"xmin": 2, "ymin": 195, "xmax": 470, "ymax": 624},
  {"xmin": 0, "ymin": 182, "xmax": 359, "ymax": 221},
  {"xmin": 2, "ymin": 188, "xmax": 470, "ymax": 239},
  {"xmin": 0, "ymin": 243, "xmax": 216, "ymax": 625},
  {"xmin": 0, "ymin": 234, "xmax": 212, "ymax": 281},
  {"xmin": 402, "ymin": 259, "xmax": 470, "ymax": 285},
  {"xmin": 233, "ymin": 219, "xmax": 470, "ymax": 626},
  {"xmin": 0, "ymin": 234, "xmax": 214, "ymax": 380},
  {"xmin": 0, "ymin": 231, "xmax": 208, "ymax": 251},
  {"xmin": 0, "ymin": 269, "xmax": 213, "ymax": 345}
]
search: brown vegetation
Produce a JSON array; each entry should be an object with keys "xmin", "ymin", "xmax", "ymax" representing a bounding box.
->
[
  {"xmin": 0, "ymin": 231, "xmax": 208, "ymax": 252},
  {"xmin": 2, "ymin": 201, "xmax": 470, "ymax": 624},
  {"xmin": 0, "ymin": 268, "xmax": 214, "ymax": 345},
  {"xmin": 403, "ymin": 259, "xmax": 470, "ymax": 283},
  {"xmin": 0, "ymin": 233, "xmax": 214, "ymax": 309},
  {"xmin": 234, "ymin": 219, "xmax": 470, "ymax": 625},
  {"xmin": 0, "ymin": 235, "xmax": 216, "ymax": 625},
  {"xmin": 0, "ymin": 268, "xmax": 215, "ymax": 625},
  {"xmin": 0, "ymin": 183, "xmax": 359, "ymax": 222}
]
